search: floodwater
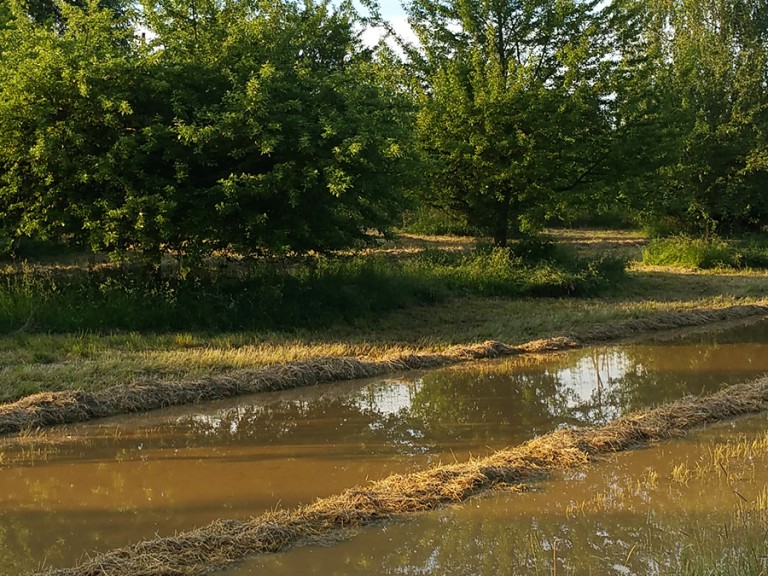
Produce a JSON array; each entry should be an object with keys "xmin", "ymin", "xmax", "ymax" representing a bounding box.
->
[
  {"xmin": 235, "ymin": 413, "xmax": 768, "ymax": 576},
  {"xmin": 2, "ymin": 318, "xmax": 768, "ymax": 574}
]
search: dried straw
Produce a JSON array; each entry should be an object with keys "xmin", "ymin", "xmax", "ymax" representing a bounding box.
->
[
  {"xmin": 36, "ymin": 376, "xmax": 768, "ymax": 576},
  {"xmin": 2, "ymin": 304, "xmax": 767, "ymax": 435}
]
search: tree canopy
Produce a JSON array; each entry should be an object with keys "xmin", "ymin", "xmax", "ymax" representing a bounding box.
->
[
  {"xmin": 0, "ymin": 0, "xmax": 415, "ymax": 262},
  {"xmin": 1, "ymin": 0, "xmax": 767, "ymax": 264},
  {"xmin": 407, "ymin": 0, "xmax": 617, "ymax": 245}
]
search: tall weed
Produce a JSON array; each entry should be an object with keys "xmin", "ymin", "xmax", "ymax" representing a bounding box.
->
[{"xmin": 0, "ymin": 247, "xmax": 626, "ymax": 334}]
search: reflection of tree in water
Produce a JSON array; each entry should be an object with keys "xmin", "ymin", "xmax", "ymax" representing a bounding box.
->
[
  {"xmin": 408, "ymin": 366, "xmax": 576, "ymax": 442},
  {"xmin": 407, "ymin": 333, "xmax": 767, "ymax": 439},
  {"xmin": 170, "ymin": 388, "xmax": 436, "ymax": 456},
  {"xmin": 600, "ymin": 340, "xmax": 766, "ymax": 415},
  {"xmin": 169, "ymin": 329, "xmax": 768, "ymax": 457}
]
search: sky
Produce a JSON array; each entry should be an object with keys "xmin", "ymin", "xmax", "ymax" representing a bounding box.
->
[
  {"xmin": 377, "ymin": 0, "xmax": 407, "ymax": 20},
  {"xmin": 358, "ymin": 0, "xmax": 417, "ymax": 47}
]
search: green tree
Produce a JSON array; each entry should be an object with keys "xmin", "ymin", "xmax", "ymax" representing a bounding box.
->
[
  {"xmin": 408, "ymin": 0, "xmax": 614, "ymax": 246},
  {"xmin": 20, "ymin": 0, "xmax": 130, "ymax": 27},
  {"xmin": 0, "ymin": 0, "xmax": 141, "ymax": 253},
  {"xmin": 143, "ymin": 0, "xmax": 416, "ymax": 257},
  {"xmin": 0, "ymin": 0, "xmax": 416, "ymax": 263},
  {"xmin": 0, "ymin": 2, "xmax": 12, "ymax": 28},
  {"xmin": 620, "ymin": 0, "xmax": 768, "ymax": 235}
]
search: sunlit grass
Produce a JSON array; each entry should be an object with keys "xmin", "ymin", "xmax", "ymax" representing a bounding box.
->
[
  {"xmin": 642, "ymin": 235, "xmax": 768, "ymax": 270},
  {"xmin": 0, "ymin": 230, "xmax": 766, "ymax": 403}
]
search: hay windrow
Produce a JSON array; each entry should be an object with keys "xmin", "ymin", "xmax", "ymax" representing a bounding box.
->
[
  {"xmin": 35, "ymin": 377, "xmax": 768, "ymax": 576},
  {"xmin": 2, "ymin": 304, "xmax": 767, "ymax": 435}
]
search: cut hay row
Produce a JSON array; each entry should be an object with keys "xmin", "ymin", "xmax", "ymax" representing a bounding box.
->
[
  {"xmin": 37, "ymin": 377, "xmax": 768, "ymax": 576},
  {"xmin": 2, "ymin": 304, "xmax": 767, "ymax": 436},
  {"xmin": 573, "ymin": 305, "xmax": 768, "ymax": 343}
]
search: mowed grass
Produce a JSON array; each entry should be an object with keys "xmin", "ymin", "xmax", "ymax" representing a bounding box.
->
[{"xmin": 0, "ymin": 229, "xmax": 767, "ymax": 403}]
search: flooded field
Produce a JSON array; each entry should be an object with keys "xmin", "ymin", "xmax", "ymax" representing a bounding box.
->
[
  {"xmin": 2, "ymin": 319, "xmax": 768, "ymax": 574},
  {"xmin": 236, "ymin": 413, "xmax": 768, "ymax": 576}
]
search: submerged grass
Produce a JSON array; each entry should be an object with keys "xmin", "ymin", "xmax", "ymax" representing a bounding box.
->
[
  {"xmin": 35, "ymin": 377, "xmax": 768, "ymax": 576},
  {"xmin": 561, "ymin": 425, "xmax": 768, "ymax": 576}
]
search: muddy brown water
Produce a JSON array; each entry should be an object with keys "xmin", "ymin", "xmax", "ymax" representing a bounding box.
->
[
  {"xmin": 3, "ymin": 319, "xmax": 768, "ymax": 574},
  {"xmin": 233, "ymin": 413, "xmax": 768, "ymax": 576}
]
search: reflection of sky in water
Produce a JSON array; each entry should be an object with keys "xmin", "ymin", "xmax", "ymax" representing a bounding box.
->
[
  {"xmin": 353, "ymin": 378, "xmax": 424, "ymax": 416},
  {"xmin": 556, "ymin": 350, "xmax": 643, "ymax": 405},
  {"xmin": 185, "ymin": 379, "xmax": 426, "ymax": 435}
]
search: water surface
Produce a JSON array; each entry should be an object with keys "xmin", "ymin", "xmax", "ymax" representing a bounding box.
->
[
  {"xmin": 233, "ymin": 413, "xmax": 768, "ymax": 575},
  {"xmin": 2, "ymin": 318, "xmax": 767, "ymax": 574}
]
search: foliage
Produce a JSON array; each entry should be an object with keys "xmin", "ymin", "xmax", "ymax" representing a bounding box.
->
[
  {"xmin": 618, "ymin": 0, "xmax": 768, "ymax": 235},
  {"xmin": 407, "ymin": 0, "xmax": 616, "ymax": 247},
  {"xmin": 0, "ymin": 0, "xmax": 415, "ymax": 264}
]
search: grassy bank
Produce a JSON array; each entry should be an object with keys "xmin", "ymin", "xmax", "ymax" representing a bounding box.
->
[
  {"xmin": 0, "ymin": 230, "xmax": 766, "ymax": 405},
  {"xmin": 0, "ymin": 242, "xmax": 624, "ymax": 334}
]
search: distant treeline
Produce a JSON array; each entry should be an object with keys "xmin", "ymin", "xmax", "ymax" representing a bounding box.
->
[{"xmin": 1, "ymin": 0, "xmax": 767, "ymax": 264}]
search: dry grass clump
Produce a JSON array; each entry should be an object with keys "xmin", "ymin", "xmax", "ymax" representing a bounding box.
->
[
  {"xmin": 37, "ymin": 377, "xmax": 768, "ymax": 576},
  {"xmin": 573, "ymin": 304, "xmax": 768, "ymax": 343},
  {"xmin": 2, "ymin": 304, "xmax": 767, "ymax": 436}
]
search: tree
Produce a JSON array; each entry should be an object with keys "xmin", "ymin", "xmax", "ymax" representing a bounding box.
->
[
  {"xmin": 140, "ymin": 0, "xmax": 416, "ymax": 257},
  {"xmin": 0, "ymin": 0, "xmax": 416, "ymax": 263},
  {"xmin": 407, "ymin": 0, "xmax": 614, "ymax": 246},
  {"xmin": 21, "ymin": 0, "xmax": 130, "ymax": 28},
  {"xmin": 0, "ymin": 0, "xmax": 141, "ymax": 252},
  {"xmin": 617, "ymin": 0, "xmax": 768, "ymax": 235},
  {"xmin": 669, "ymin": 0, "xmax": 768, "ymax": 234}
]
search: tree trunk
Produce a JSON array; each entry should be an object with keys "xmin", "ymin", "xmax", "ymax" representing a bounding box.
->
[{"xmin": 493, "ymin": 196, "xmax": 511, "ymax": 247}]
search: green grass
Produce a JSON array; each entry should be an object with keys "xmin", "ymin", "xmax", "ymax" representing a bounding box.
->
[
  {"xmin": 0, "ymin": 246, "xmax": 626, "ymax": 334},
  {"xmin": 642, "ymin": 235, "xmax": 768, "ymax": 270},
  {"xmin": 0, "ymin": 229, "xmax": 767, "ymax": 404}
]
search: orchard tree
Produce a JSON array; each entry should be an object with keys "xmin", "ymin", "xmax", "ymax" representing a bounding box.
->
[
  {"xmin": 407, "ymin": 0, "xmax": 614, "ymax": 246},
  {"xmin": 21, "ymin": 0, "xmax": 130, "ymax": 27},
  {"xmin": 0, "ymin": 0, "xmax": 416, "ymax": 263},
  {"xmin": 0, "ymin": 0, "xmax": 143, "ymax": 252},
  {"xmin": 140, "ymin": 0, "xmax": 416, "ymax": 257},
  {"xmin": 614, "ymin": 0, "xmax": 768, "ymax": 235},
  {"xmin": 662, "ymin": 0, "xmax": 768, "ymax": 234}
]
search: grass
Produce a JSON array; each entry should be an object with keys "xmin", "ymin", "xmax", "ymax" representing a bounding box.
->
[
  {"xmin": 0, "ymin": 229, "xmax": 766, "ymax": 404},
  {"xmin": 642, "ymin": 235, "xmax": 768, "ymax": 270},
  {"xmin": 0, "ymin": 244, "xmax": 625, "ymax": 334}
]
